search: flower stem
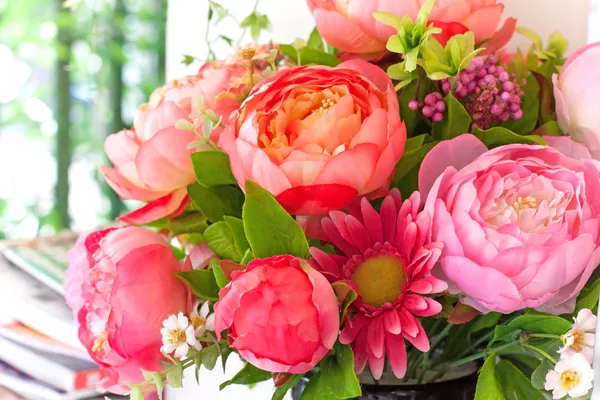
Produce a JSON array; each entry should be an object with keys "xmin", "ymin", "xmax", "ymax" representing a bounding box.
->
[
  {"xmin": 521, "ymin": 343, "xmax": 557, "ymax": 364},
  {"xmin": 528, "ymin": 333, "xmax": 562, "ymax": 340}
]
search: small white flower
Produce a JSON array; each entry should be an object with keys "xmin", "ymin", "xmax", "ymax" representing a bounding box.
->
[
  {"xmin": 190, "ymin": 301, "xmax": 215, "ymax": 336},
  {"xmin": 560, "ymin": 308, "xmax": 597, "ymax": 363},
  {"xmin": 160, "ymin": 312, "xmax": 198, "ymax": 359},
  {"xmin": 545, "ymin": 353, "xmax": 595, "ymax": 399}
]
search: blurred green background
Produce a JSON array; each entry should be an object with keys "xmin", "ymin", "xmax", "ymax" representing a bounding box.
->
[{"xmin": 0, "ymin": 0, "xmax": 167, "ymax": 239}]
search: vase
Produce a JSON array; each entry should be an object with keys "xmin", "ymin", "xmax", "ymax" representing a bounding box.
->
[{"xmin": 291, "ymin": 362, "xmax": 478, "ymax": 400}]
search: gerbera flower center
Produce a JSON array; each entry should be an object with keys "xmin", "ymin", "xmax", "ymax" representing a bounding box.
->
[
  {"xmin": 352, "ymin": 255, "xmax": 406, "ymax": 308},
  {"xmin": 168, "ymin": 328, "xmax": 187, "ymax": 344},
  {"xmin": 560, "ymin": 370, "xmax": 581, "ymax": 390}
]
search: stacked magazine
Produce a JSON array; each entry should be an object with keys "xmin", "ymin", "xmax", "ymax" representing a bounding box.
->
[{"xmin": 0, "ymin": 232, "xmax": 124, "ymax": 400}]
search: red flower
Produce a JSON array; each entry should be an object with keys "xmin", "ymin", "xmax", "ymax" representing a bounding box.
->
[{"xmin": 311, "ymin": 190, "xmax": 446, "ymax": 379}]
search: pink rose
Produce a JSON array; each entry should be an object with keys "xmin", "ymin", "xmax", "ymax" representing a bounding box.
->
[
  {"xmin": 221, "ymin": 59, "xmax": 406, "ymax": 216},
  {"xmin": 554, "ymin": 42, "xmax": 600, "ymax": 160},
  {"xmin": 306, "ymin": 0, "xmax": 516, "ymax": 57},
  {"xmin": 65, "ymin": 227, "xmax": 190, "ymax": 394},
  {"xmin": 214, "ymin": 255, "xmax": 339, "ymax": 374},
  {"xmin": 419, "ymin": 135, "xmax": 600, "ymax": 314},
  {"xmin": 101, "ymin": 61, "xmax": 248, "ymax": 225}
]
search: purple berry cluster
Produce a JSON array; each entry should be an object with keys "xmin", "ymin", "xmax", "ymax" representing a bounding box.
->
[
  {"xmin": 408, "ymin": 93, "xmax": 446, "ymax": 122},
  {"xmin": 410, "ymin": 53, "xmax": 525, "ymax": 129}
]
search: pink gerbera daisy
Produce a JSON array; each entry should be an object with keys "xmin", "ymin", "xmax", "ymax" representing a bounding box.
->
[{"xmin": 310, "ymin": 189, "xmax": 447, "ymax": 379}]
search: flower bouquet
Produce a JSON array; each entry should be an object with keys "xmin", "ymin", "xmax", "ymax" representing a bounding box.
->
[{"xmin": 65, "ymin": 0, "xmax": 600, "ymax": 399}]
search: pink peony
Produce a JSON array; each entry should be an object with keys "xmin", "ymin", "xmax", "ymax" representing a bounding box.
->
[
  {"xmin": 554, "ymin": 42, "xmax": 600, "ymax": 160},
  {"xmin": 221, "ymin": 59, "xmax": 406, "ymax": 216},
  {"xmin": 306, "ymin": 0, "xmax": 516, "ymax": 57},
  {"xmin": 101, "ymin": 61, "xmax": 248, "ymax": 225},
  {"xmin": 65, "ymin": 227, "xmax": 190, "ymax": 394},
  {"xmin": 311, "ymin": 190, "xmax": 446, "ymax": 379},
  {"xmin": 214, "ymin": 255, "xmax": 339, "ymax": 374},
  {"xmin": 420, "ymin": 134, "xmax": 600, "ymax": 314}
]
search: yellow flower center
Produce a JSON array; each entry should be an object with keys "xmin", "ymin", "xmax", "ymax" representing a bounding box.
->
[
  {"xmin": 560, "ymin": 370, "xmax": 581, "ymax": 390},
  {"xmin": 92, "ymin": 332, "xmax": 108, "ymax": 353},
  {"xmin": 512, "ymin": 196, "xmax": 538, "ymax": 213},
  {"xmin": 562, "ymin": 330, "xmax": 586, "ymax": 352},
  {"xmin": 351, "ymin": 256, "xmax": 406, "ymax": 308},
  {"xmin": 168, "ymin": 329, "xmax": 187, "ymax": 345},
  {"xmin": 191, "ymin": 316, "xmax": 206, "ymax": 331}
]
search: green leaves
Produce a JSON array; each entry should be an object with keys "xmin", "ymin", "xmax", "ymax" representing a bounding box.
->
[
  {"xmin": 242, "ymin": 181, "xmax": 310, "ymax": 259},
  {"xmin": 493, "ymin": 312, "xmax": 571, "ymax": 342},
  {"xmin": 166, "ymin": 364, "xmax": 184, "ymax": 388},
  {"xmin": 219, "ymin": 363, "xmax": 271, "ymax": 390},
  {"xmin": 495, "ymin": 360, "xmax": 546, "ymax": 400},
  {"xmin": 300, "ymin": 343, "xmax": 361, "ymax": 400},
  {"xmin": 176, "ymin": 270, "xmax": 220, "ymax": 301},
  {"xmin": 332, "ymin": 282, "xmax": 358, "ymax": 324},
  {"xmin": 431, "ymin": 94, "xmax": 471, "ymax": 140},
  {"xmin": 531, "ymin": 359, "xmax": 554, "ymax": 390},
  {"xmin": 475, "ymin": 353, "xmax": 505, "ymax": 400},
  {"xmin": 574, "ymin": 279, "xmax": 600, "ymax": 315},
  {"xmin": 473, "ymin": 127, "xmax": 547, "ymax": 149},
  {"xmin": 421, "ymin": 32, "xmax": 485, "ymax": 80},
  {"xmin": 272, "ymin": 375, "xmax": 303, "ymax": 400},
  {"xmin": 240, "ymin": 12, "xmax": 270, "ymax": 41},
  {"xmin": 192, "ymin": 151, "xmax": 237, "ymax": 187},
  {"xmin": 472, "ymin": 313, "xmax": 502, "ymax": 333},
  {"xmin": 375, "ymin": 0, "xmax": 440, "ymax": 72},
  {"xmin": 392, "ymin": 139, "xmax": 438, "ymax": 198},
  {"xmin": 188, "ymin": 183, "xmax": 244, "ymax": 223},
  {"xmin": 204, "ymin": 221, "xmax": 242, "ymax": 262},
  {"xmin": 279, "ymin": 44, "xmax": 341, "ymax": 67}
]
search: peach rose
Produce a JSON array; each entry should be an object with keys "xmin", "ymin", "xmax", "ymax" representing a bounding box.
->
[
  {"xmin": 214, "ymin": 255, "xmax": 339, "ymax": 374},
  {"xmin": 101, "ymin": 61, "xmax": 248, "ymax": 224},
  {"xmin": 221, "ymin": 59, "xmax": 406, "ymax": 216}
]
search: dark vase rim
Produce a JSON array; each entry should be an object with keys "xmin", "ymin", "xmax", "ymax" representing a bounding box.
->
[{"xmin": 358, "ymin": 372, "xmax": 478, "ymax": 394}]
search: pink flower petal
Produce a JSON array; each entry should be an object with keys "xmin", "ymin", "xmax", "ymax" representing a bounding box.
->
[{"xmin": 117, "ymin": 188, "xmax": 189, "ymax": 224}]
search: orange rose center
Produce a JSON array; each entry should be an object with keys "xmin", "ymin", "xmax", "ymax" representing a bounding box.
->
[
  {"xmin": 256, "ymin": 85, "xmax": 365, "ymax": 164},
  {"xmin": 352, "ymin": 256, "xmax": 406, "ymax": 308}
]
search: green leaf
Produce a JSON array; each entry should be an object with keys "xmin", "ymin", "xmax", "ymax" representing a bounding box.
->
[
  {"xmin": 147, "ymin": 212, "xmax": 208, "ymax": 235},
  {"xmin": 332, "ymin": 282, "xmax": 358, "ymax": 324},
  {"xmin": 493, "ymin": 312, "xmax": 571, "ymax": 342},
  {"xmin": 220, "ymin": 363, "xmax": 272, "ymax": 390},
  {"xmin": 307, "ymin": 27, "xmax": 324, "ymax": 51},
  {"xmin": 166, "ymin": 364, "xmax": 183, "ymax": 388},
  {"xmin": 241, "ymin": 248, "xmax": 254, "ymax": 265},
  {"xmin": 204, "ymin": 221, "xmax": 242, "ymax": 262},
  {"xmin": 405, "ymin": 134, "xmax": 427, "ymax": 151},
  {"xmin": 575, "ymin": 279, "xmax": 600, "ymax": 315},
  {"xmin": 129, "ymin": 387, "xmax": 144, "ymax": 400},
  {"xmin": 533, "ymin": 121, "xmax": 562, "ymax": 137},
  {"xmin": 224, "ymin": 216, "xmax": 251, "ymax": 255},
  {"xmin": 532, "ymin": 71, "xmax": 555, "ymax": 124},
  {"xmin": 495, "ymin": 360, "xmax": 546, "ymax": 400},
  {"xmin": 272, "ymin": 374, "xmax": 302, "ymax": 400},
  {"xmin": 431, "ymin": 94, "xmax": 471, "ymax": 140},
  {"xmin": 499, "ymin": 73, "xmax": 539, "ymax": 135},
  {"xmin": 398, "ymin": 80, "xmax": 421, "ymax": 136},
  {"xmin": 279, "ymin": 44, "xmax": 341, "ymax": 67},
  {"xmin": 531, "ymin": 359, "xmax": 554, "ymax": 390},
  {"xmin": 473, "ymin": 127, "xmax": 547, "ymax": 149},
  {"xmin": 212, "ymin": 261, "xmax": 229, "ymax": 289},
  {"xmin": 472, "ymin": 312, "xmax": 502, "ymax": 333},
  {"xmin": 517, "ymin": 27, "xmax": 543, "ymax": 51},
  {"xmin": 240, "ymin": 12, "xmax": 270, "ymax": 41},
  {"xmin": 474, "ymin": 353, "xmax": 505, "ymax": 400},
  {"xmin": 242, "ymin": 181, "xmax": 310, "ymax": 259},
  {"xmin": 188, "ymin": 183, "xmax": 244, "ymax": 223},
  {"xmin": 191, "ymin": 151, "xmax": 237, "ymax": 187},
  {"xmin": 176, "ymin": 270, "xmax": 219, "ymax": 301},
  {"xmin": 200, "ymin": 345, "xmax": 220, "ymax": 371},
  {"xmin": 393, "ymin": 141, "xmax": 438, "ymax": 185}
]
